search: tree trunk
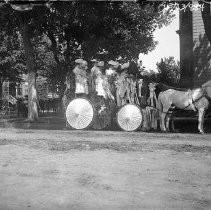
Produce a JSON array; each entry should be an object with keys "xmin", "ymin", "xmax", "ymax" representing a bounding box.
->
[
  {"xmin": 20, "ymin": 17, "xmax": 38, "ymax": 121},
  {"xmin": 201, "ymin": 3, "xmax": 211, "ymax": 45}
]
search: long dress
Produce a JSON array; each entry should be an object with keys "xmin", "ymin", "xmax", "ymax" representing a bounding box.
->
[
  {"xmin": 62, "ymin": 72, "xmax": 75, "ymax": 111},
  {"xmin": 73, "ymin": 66, "xmax": 88, "ymax": 95},
  {"xmin": 105, "ymin": 68, "xmax": 118, "ymax": 102},
  {"xmin": 90, "ymin": 71, "xmax": 115, "ymax": 130},
  {"xmin": 116, "ymin": 71, "xmax": 128, "ymax": 107},
  {"xmin": 90, "ymin": 65, "xmax": 99, "ymax": 93}
]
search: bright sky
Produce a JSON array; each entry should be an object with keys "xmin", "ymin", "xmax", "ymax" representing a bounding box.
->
[{"xmin": 139, "ymin": 9, "xmax": 179, "ymax": 72}]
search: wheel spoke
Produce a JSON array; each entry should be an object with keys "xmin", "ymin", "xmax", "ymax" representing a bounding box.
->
[
  {"xmin": 66, "ymin": 98, "xmax": 94, "ymax": 129},
  {"xmin": 117, "ymin": 104, "xmax": 143, "ymax": 131}
]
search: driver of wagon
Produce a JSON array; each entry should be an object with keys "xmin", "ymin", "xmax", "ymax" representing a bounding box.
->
[{"xmin": 73, "ymin": 58, "xmax": 89, "ymax": 96}]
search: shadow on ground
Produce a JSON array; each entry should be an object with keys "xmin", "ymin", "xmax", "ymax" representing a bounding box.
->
[{"xmin": 0, "ymin": 112, "xmax": 211, "ymax": 134}]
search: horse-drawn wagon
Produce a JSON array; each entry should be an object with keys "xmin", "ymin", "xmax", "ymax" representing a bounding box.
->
[
  {"xmin": 64, "ymin": 59, "xmax": 211, "ymax": 133},
  {"xmin": 64, "ymin": 59, "xmax": 116, "ymax": 130},
  {"xmin": 64, "ymin": 59, "xmax": 160, "ymax": 132}
]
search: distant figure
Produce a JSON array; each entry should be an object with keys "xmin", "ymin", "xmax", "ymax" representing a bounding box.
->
[{"xmin": 17, "ymin": 96, "xmax": 28, "ymax": 118}]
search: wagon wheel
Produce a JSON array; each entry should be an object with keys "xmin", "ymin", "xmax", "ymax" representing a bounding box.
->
[
  {"xmin": 116, "ymin": 103, "xmax": 143, "ymax": 131},
  {"xmin": 89, "ymin": 95, "xmax": 111, "ymax": 130},
  {"xmin": 66, "ymin": 97, "xmax": 95, "ymax": 130},
  {"xmin": 92, "ymin": 107, "xmax": 111, "ymax": 130}
]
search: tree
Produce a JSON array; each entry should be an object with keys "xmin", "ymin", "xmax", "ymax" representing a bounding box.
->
[
  {"xmin": 0, "ymin": 1, "xmax": 49, "ymax": 121},
  {"xmin": 19, "ymin": 13, "xmax": 40, "ymax": 120},
  {"xmin": 0, "ymin": 1, "xmax": 176, "ymax": 120},
  {"xmin": 44, "ymin": 1, "xmax": 175, "ymax": 60},
  {"xmin": 37, "ymin": 1, "xmax": 176, "ymax": 92},
  {"xmin": 156, "ymin": 57, "xmax": 180, "ymax": 86},
  {"xmin": 0, "ymin": 30, "xmax": 24, "ymax": 98}
]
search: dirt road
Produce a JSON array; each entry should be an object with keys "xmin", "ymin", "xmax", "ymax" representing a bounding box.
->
[{"xmin": 0, "ymin": 128, "xmax": 211, "ymax": 210}]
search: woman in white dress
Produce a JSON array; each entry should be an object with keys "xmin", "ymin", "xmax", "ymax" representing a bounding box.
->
[
  {"xmin": 105, "ymin": 60, "xmax": 120, "ymax": 103},
  {"xmin": 73, "ymin": 59, "xmax": 89, "ymax": 97}
]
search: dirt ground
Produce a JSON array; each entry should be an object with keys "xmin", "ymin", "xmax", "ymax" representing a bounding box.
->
[{"xmin": 0, "ymin": 128, "xmax": 211, "ymax": 210}]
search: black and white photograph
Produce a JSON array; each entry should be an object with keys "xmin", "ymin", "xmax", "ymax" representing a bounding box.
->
[{"xmin": 0, "ymin": 0, "xmax": 211, "ymax": 209}]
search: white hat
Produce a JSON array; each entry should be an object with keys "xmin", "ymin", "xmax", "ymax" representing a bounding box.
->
[
  {"xmin": 75, "ymin": 58, "xmax": 84, "ymax": 64},
  {"xmin": 108, "ymin": 61, "xmax": 119, "ymax": 69},
  {"xmin": 97, "ymin": 61, "xmax": 104, "ymax": 67},
  {"xmin": 108, "ymin": 60, "xmax": 119, "ymax": 66},
  {"xmin": 81, "ymin": 60, "xmax": 88, "ymax": 68},
  {"xmin": 91, "ymin": 59, "xmax": 98, "ymax": 63}
]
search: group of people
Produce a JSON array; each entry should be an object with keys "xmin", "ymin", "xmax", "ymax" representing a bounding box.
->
[{"xmin": 63, "ymin": 58, "xmax": 140, "ymax": 108}]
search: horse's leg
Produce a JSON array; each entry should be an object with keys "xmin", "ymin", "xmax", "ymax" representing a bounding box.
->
[
  {"xmin": 159, "ymin": 111, "xmax": 165, "ymax": 131},
  {"xmin": 166, "ymin": 110, "xmax": 174, "ymax": 132},
  {"xmin": 161, "ymin": 113, "xmax": 167, "ymax": 131},
  {"xmin": 161, "ymin": 107, "xmax": 170, "ymax": 132},
  {"xmin": 165, "ymin": 113, "xmax": 170, "ymax": 132},
  {"xmin": 158, "ymin": 94, "xmax": 170, "ymax": 132},
  {"xmin": 159, "ymin": 109, "xmax": 166, "ymax": 132},
  {"xmin": 158, "ymin": 96, "xmax": 165, "ymax": 131},
  {"xmin": 198, "ymin": 108, "xmax": 206, "ymax": 134}
]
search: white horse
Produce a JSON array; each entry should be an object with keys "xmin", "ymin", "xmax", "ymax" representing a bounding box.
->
[{"xmin": 157, "ymin": 80, "xmax": 211, "ymax": 134}]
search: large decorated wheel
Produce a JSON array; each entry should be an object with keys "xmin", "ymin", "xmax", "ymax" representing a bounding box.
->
[
  {"xmin": 116, "ymin": 104, "xmax": 143, "ymax": 131},
  {"xmin": 66, "ymin": 98, "xmax": 95, "ymax": 130},
  {"xmin": 89, "ymin": 94, "xmax": 113, "ymax": 130}
]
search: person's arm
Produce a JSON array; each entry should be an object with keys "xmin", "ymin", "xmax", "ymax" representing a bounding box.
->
[
  {"xmin": 103, "ymin": 79, "xmax": 114, "ymax": 100},
  {"xmin": 73, "ymin": 67, "xmax": 78, "ymax": 75},
  {"xmin": 74, "ymin": 67, "xmax": 87, "ymax": 78},
  {"xmin": 65, "ymin": 76, "xmax": 71, "ymax": 89}
]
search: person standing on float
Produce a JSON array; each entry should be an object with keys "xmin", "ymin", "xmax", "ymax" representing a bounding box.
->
[
  {"xmin": 105, "ymin": 60, "xmax": 120, "ymax": 103},
  {"xmin": 73, "ymin": 59, "xmax": 89, "ymax": 97},
  {"xmin": 94, "ymin": 61, "xmax": 114, "ymax": 100},
  {"xmin": 90, "ymin": 59, "xmax": 99, "ymax": 93},
  {"xmin": 116, "ymin": 62, "xmax": 130, "ymax": 107}
]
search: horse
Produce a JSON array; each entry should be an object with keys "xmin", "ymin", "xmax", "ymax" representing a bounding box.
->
[{"xmin": 157, "ymin": 80, "xmax": 211, "ymax": 134}]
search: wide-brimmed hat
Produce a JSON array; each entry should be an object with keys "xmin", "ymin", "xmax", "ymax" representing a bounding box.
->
[
  {"xmin": 97, "ymin": 61, "xmax": 104, "ymax": 67},
  {"xmin": 108, "ymin": 60, "xmax": 119, "ymax": 66},
  {"xmin": 75, "ymin": 58, "xmax": 84, "ymax": 64},
  {"xmin": 108, "ymin": 61, "xmax": 119, "ymax": 69},
  {"xmin": 81, "ymin": 60, "xmax": 88, "ymax": 68},
  {"xmin": 91, "ymin": 59, "xmax": 98, "ymax": 63},
  {"xmin": 121, "ymin": 62, "xmax": 129, "ymax": 70}
]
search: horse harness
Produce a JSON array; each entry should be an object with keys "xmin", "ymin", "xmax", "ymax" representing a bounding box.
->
[{"xmin": 186, "ymin": 87, "xmax": 210, "ymax": 111}]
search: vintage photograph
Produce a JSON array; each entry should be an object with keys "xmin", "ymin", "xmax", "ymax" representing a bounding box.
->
[{"xmin": 0, "ymin": 0, "xmax": 211, "ymax": 209}]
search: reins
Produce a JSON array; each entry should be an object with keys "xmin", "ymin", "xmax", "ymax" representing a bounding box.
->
[{"xmin": 147, "ymin": 105, "xmax": 174, "ymax": 115}]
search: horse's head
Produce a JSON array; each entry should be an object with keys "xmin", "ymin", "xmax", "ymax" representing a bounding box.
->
[{"xmin": 202, "ymin": 80, "xmax": 211, "ymax": 99}]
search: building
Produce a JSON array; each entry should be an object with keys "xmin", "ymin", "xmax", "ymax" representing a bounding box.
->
[{"xmin": 178, "ymin": 1, "xmax": 211, "ymax": 88}]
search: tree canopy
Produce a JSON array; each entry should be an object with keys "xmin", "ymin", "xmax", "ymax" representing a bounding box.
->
[
  {"xmin": 156, "ymin": 56, "xmax": 180, "ymax": 86},
  {"xmin": 0, "ymin": 0, "xmax": 176, "ymax": 120},
  {"xmin": 0, "ymin": 29, "xmax": 25, "ymax": 97}
]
